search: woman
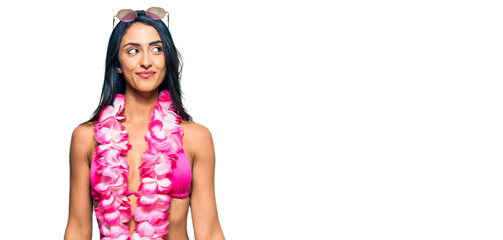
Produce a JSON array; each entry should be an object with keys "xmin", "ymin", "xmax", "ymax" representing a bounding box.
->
[{"xmin": 64, "ymin": 8, "xmax": 225, "ymax": 240}]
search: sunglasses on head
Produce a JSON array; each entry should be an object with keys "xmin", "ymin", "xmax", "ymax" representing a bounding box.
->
[{"xmin": 113, "ymin": 7, "xmax": 169, "ymax": 29}]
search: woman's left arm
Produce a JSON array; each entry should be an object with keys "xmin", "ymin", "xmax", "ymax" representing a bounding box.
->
[{"xmin": 189, "ymin": 124, "xmax": 225, "ymax": 240}]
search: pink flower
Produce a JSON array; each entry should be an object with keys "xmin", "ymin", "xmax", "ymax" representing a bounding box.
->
[
  {"xmin": 135, "ymin": 218, "xmax": 169, "ymax": 237},
  {"xmin": 161, "ymin": 111, "xmax": 182, "ymax": 128},
  {"xmin": 136, "ymin": 221, "xmax": 156, "ymax": 237},
  {"xmin": 130, "ymin": 233, "xmax": 153, "ymax": 240},
  {"xmin": 103, "ymin": 235, "xmax": 129, "ymax": 240},
  {"xmin": 96, "ymin": 149, "xmax": 129, "ymax": 169},
  {"xmin": 100, "ymin": 222, "xmax": 129, "ymax": 238},
  {"xmin": 139, "ymin": 177, "xmax": 172, "ymax": 194},
  {"xmin": 96, "ymin": 205, "xmax": 131, "ymax": 224},
  {"xmin": 137, "ymin": 192, "xmax": 171, "ymax": 206},
  {"xmin": 94, "ymin": 167, "xmax": 128, "ymax": 196},
  {"xmin": 130, "ymin": 232, "xmax": 165, "ymax": 240},
  {"xmin": 95, "ymin": 123, "xmax": 131, "ymax": 153},
  {"xmin": 96, "ymin": 193, "xmax": 130, "ymax": 211},
  {"xmin": 98, "ymin": 94, "xmax": 126, "ymax": 122},
  {"xmin": 133, "ymin": 202, "xmax": 169, "ymax": 223},
  {"xmin": 157, "ymin": 89, "xmax": 173, "ymax": 110},
  {"xmin": 146, "ymin": 120, "xmax": 183, "ymax": 153},
  {"xmin": 95, "ymin": 118, "xmax": 128, "ymax": 145},
  {"xmin": 148, "ymin": 120, "xmax": 168, "ymax": 141},
  {"xmin": 140, "ymin": 151, "xmax": 176, "ymax": 176}
]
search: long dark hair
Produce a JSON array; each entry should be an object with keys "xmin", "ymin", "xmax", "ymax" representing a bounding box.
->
[{"xmin": 83, "ymin": 10, "xmax": 192, "ymax": 125}]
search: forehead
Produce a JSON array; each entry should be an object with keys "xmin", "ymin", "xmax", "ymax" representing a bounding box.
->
[{"xmin": 121, "ymin": 23, "xmax": 161, "ymax": 44}]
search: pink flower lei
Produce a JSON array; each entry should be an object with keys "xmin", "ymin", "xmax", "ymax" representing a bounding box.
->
[{"xmin": 92, "ymin": 89, "xmax": 184, "ymax": 240}]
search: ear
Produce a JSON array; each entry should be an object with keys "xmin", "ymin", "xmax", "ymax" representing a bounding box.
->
[{"xmin": 117, "ymin": 67, "xmax": 123, "ymax": 74}]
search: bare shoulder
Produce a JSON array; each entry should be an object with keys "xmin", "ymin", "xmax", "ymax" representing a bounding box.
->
[
  {"xmin": 180, "ymin": 120, "xmax": 213, "ymax": 142},
  {"xmin": 179, "ymin": 120, "xmax": 214, "ymax": 162},
  {"xmin": 71, "ymin": 122, "xmax": 96, "ymax": 164},
  {"xmin": 72, "ymin": 122, "xmax": 95, "ymax": 142}
]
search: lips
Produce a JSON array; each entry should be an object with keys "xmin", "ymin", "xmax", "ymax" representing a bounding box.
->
[{"xmin": 137, "ymin": 71, "xmax": 155, "ymax": 78}]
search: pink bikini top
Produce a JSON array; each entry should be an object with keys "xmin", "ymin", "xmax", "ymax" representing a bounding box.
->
[{"xmin": 90, "ymin": 148, "xmax": 192, "ymax": 199}]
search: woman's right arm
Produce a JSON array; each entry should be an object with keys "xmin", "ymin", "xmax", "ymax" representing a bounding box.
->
[{"xmin": 64, "ymin": 124, "xmax": 94, "ymax": 240}]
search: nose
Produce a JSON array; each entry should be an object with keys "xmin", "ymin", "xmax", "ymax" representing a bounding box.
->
[{"xmin": 140, "ymin": 52, "xmax": 153, "ymax": 69}]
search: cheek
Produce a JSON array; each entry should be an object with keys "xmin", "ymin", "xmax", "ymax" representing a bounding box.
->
[
  {"xmin": 118, "ymin": 55, "xmax": 136, "ymax": 70},
  {"xmin": 123, "ymin": 60, "xmax": 138, "ymax": 70},
  {"xmin": 156, "ymin": 57, "xmax": 166, "ymax": 69},
  {"xmin": 156, "ymin": 59, "xmax": 167, "ymax": 74}
]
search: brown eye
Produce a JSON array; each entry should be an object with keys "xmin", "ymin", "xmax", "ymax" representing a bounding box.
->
[
  {"xmin": 127, "ymin": 48, "xmax": 139, "ymax": 54},
  {"xmin": 153, "ymin": 46, "xmax": 163, "ymax": 52}
]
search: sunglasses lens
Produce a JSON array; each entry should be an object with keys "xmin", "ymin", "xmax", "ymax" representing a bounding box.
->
[
  {"xmin": 117, "ymin": 9, "xmax": 136, "ymax": 22},
  {"xmin": 146, "ymin": 7, "xmax": 166, "ymax": 20},
  {"xmin": 146, "ymin": 12, "xmax": 160, "ymax": 20}
]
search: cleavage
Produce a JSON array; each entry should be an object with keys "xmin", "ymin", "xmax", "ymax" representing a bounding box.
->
[{"xmin": 123, "ymin": 122, "xmax": 149, "ymax": 193}]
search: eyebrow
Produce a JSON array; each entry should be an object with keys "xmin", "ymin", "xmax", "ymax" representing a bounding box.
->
[{"xmin": 123, "ymin": 40, "xmax": 162, "ymax": 48}]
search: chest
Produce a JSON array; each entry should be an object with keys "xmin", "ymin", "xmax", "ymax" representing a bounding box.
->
[
  {"xmin": 122, "ymin": 122, "xmax": 150, "ymax": 192},
  {"xmin": 89, "ymin": 120, "xmax": 194, "ymax": 200}
]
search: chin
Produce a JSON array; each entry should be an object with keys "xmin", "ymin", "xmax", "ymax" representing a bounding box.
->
[{"xmin": 129, "ymin": 81, "xmax": 162, "ymax": 94}]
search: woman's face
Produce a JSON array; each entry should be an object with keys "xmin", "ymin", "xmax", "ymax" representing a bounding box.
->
[{"xmin": 117, "ymin": 22, "xmax": 166, "ymax": 93}]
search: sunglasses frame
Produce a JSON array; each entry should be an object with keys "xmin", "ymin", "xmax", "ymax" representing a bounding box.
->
[{"xmin": 113, "ymin": 7, "xmax": 169, "ymax": 29}]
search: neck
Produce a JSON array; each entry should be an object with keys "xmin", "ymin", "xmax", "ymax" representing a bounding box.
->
[{"xmin": 122, "ymin": 86, "xmax": 159, "ymax": 124}]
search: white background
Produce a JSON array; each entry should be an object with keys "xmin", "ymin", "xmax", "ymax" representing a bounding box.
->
[{"xmin": 0, "ymin": 0, "xmax": 502, "ymax": 239}]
